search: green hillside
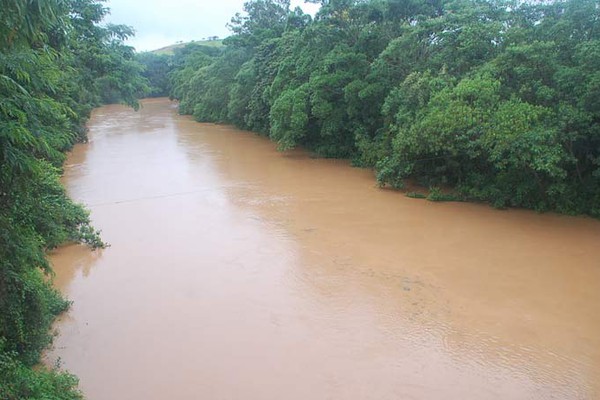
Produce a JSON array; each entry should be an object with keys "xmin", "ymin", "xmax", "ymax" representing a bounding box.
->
[{"xmin": 152, "ymin": 39, "xmax": 224, "ymax": 55}]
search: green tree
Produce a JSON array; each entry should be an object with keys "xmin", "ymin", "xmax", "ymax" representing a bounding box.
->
[
  {"xmin": 137, "ymin": 52, "xmax": 173, "ymax": 97},
  {"xmin": 1, "ymin": 0, "xmax": 146, "ymax": 397}
]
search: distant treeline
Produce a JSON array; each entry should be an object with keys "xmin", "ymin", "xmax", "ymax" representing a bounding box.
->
[
  {"xmin": 139, "ymin": 0, "xmax": 600, "ymax": 217},
  {"xmin": 1, "ymin": 0, "xmax": 147, "ymax": 398}
]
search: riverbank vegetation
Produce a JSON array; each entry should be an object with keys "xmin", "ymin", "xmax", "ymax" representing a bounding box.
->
[
  {"xmin": 150, "ymin": 0, "xmax": 600, "ymax": 217},
  {"xmin": 0, "ymin": 1, "xmax": 147, "ymax": 398}
]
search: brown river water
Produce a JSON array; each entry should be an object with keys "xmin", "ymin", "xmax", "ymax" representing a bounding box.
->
[{"xmin": 45, "ymin": 98, "xmax": 600, "ymax": 400}]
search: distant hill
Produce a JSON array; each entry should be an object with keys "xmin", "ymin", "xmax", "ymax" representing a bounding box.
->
[{"xmin": 151, "ymin": 39, "xmax": 224, "ymax": 55}]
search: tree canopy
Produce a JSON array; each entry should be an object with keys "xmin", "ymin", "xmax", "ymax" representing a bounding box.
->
[{"xmin": 156, "ymin": 0, "xmax": 600, "ymax": 216}]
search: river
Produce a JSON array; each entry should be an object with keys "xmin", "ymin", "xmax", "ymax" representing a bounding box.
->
[{"xmin": 45, "ymin": 98, "xmax": 600, "ymax": 399}]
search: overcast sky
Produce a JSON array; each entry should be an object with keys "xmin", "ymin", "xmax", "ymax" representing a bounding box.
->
[{"xmin": 104, "ymin": 0, "xmax": 320, "ymax": 52}]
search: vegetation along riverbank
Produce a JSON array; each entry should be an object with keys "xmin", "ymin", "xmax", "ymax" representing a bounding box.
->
[
  {"xmin": 0, "ymin": 1, "xmax": 147, "ymax": 398},
  {"xmin": 139, "ymin": 0, "xmax": 600, "ymax": 217}
]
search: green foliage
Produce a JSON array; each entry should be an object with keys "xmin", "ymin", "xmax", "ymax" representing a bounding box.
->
[
  {"xmin": 136, "ymin": 52, "xmax": 172, "ymax": 97},
  {"xmin": 168, "ymin": 44, "xmax": 224, "ymax": 114},
  {"xmin": 227, "ymin": 0, "xmax": 292, "ymax": 47},
  {"xmin": 227, "ymin": 59, "xmax": 257, "ymax": 127},
  {"xmin": 406, "ymin": 192, "xmax": 426, "ymax": 199},
  {"xmin": 426, "ymin": 186, "xmax": 462, "ymax": 202},
  {"xmin": 1, "ymin": 0, "xmax": 144, "ymax": 396},
  {"xmin": 167, "ymin": 0, "xmax": 600, "ymax": 217},
  {"xmin": 192, "ymin": 48, "xmax": 251, "ymax": 122},
  {"xmin": 270, "ymin": 83, "xmax": 310, "ymax": 149},
  {"xmin": 0, "ymin": 341, "xmax": 82, "ymax": 400}
]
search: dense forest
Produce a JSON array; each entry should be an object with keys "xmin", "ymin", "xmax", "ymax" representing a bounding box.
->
[
  {"xmin": 140, "ymin": 0, "xmax": 600, "ymax": 216},
  {"xmin": 0, "ymin": 0, "xmax": 147, "ymax": 398}
]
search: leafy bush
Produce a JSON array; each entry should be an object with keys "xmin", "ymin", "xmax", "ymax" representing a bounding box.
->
[{"xmin": 1, "ymin": 0, "xmax": 141, "ymax": 396}]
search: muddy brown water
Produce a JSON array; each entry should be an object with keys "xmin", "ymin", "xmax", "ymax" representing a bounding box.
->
[{"xmin": 45, "ymin": 98, "xmax": 600, "ymax": 400}]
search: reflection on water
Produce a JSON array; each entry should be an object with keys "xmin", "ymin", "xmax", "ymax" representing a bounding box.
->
[
  {"xmin": 48, "ymin": 244, "xmax": 104, "ymax": 292},
  {"xmin": 46, "ymin": 98, "xmax": 600, "ymax": 400}
]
